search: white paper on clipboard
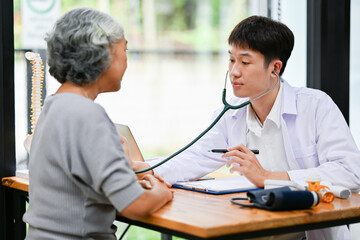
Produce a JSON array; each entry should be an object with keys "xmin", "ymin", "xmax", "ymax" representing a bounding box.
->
[{"xmin": 173, "ymin": 176, "xmax": 259, "ymax": 194}]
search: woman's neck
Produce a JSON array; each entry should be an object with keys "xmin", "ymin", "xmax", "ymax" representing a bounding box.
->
[{"xmin": 55, "ymin": 82, "xmax": 98, "ymax": 100}]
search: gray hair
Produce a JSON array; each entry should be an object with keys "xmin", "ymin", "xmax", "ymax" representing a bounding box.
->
[{"xmin": 45, "ymin": 8, "xmax": 124, "ymax": 85}]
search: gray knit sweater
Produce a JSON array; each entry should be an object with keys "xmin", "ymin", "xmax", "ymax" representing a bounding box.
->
[{"xmin": 23, "ymin": 93, "xmax": 144, "ymax": 239}]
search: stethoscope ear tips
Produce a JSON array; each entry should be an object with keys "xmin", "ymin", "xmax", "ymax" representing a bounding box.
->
[{"xmin": 272, "ymin": 70, "xmax": 279, "ymax": 78}]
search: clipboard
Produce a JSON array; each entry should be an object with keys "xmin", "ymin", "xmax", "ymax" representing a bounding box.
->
[{"xmin": 172, "ymin": 176, "xmax": 261, "ymax": 195}]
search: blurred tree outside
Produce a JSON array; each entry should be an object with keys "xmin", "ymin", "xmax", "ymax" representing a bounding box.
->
[{"xmin": 14, "ymin": 0, "xmax": 248, "ymax": 51}]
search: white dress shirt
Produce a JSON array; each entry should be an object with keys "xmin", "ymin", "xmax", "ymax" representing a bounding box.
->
[
  {"xmin": 246, "ymin": 82, "xmax": 290, "ymax": 173},
  {"xmin": 246, "ymin": 83, "xmax": 306, "ymax": 240},
  {"xmin": 150, "ymin": 79, "xmax": 359, "ymax": 240},
  {"xmin": 151, "ymin": 79, "xmax": 360, "ymax": 193}
]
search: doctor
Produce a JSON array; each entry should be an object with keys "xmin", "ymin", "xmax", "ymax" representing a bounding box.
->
[{"xmin": 132, "ymin": 16, "xmax": 360, "ymax": 240}]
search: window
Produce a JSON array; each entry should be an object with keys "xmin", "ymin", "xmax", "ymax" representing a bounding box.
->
[
  {"xmin": 15, "ymin": 0, "xmax": 253, "ymax": 169},
  {"xmin": 350, "ymin": 0, "xmax": 360, "ymax": 147},
  {"xmin": 15, "ymin": 0, "xmax": 308, "ymax": 171}
]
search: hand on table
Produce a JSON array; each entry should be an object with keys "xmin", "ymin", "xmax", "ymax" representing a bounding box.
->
[{"xmin": 139, "ymin": 174, "xmax": 174, "ymax": 194}]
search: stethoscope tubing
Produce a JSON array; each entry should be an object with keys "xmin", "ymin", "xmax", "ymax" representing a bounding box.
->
[{"xmin": 135, "ymin": 71, "xmax": 280, "ymax": 174}]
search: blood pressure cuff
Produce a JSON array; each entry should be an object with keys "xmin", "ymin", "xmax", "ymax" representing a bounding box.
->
[{"xmin": 230, "ymin": 186, "xmax": 320, "ymax": 211}]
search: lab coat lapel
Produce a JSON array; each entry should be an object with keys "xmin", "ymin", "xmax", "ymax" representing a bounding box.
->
[{"xmin": 280, "ymin": 80, "xmax": 301, "ymax": 170}]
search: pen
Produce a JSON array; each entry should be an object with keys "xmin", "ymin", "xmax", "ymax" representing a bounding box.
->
[{"xmin": 209, "ymin": 149, "xmax": 259, "ymax": 154}]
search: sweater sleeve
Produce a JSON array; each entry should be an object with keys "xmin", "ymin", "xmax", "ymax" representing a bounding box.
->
[{"xmin": 70, "ymin": 103, "xmax": 144, "ymax": 212}]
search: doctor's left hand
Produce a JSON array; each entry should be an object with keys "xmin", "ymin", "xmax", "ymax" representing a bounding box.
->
[{"xmin": 222, "ymin": 144, "xmax": 270, "ymax": 187}]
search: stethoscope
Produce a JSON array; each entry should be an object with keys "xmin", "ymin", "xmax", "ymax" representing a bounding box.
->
[{"xmin": 135, "ymin": 70, "xmax": 280, "ymax": 174}]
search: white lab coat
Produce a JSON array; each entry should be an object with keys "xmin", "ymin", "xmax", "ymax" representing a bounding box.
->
[{"xmin": 151, "ymin": 79, "xmax": 360, "ymax": 240}]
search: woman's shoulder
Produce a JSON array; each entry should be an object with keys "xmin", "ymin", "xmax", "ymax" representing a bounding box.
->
[
  {"xmin": 44, "ymin": 93, "xmax": 108, "ymax": 121},
  {"xmin": 48, "ymin": 93, "xmax": 103, "ymax": 108}
]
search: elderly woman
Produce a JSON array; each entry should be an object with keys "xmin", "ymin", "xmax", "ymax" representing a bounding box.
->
[{"xmin": 23, "ymin": 8, "xmax": 173, "ymax": 239}]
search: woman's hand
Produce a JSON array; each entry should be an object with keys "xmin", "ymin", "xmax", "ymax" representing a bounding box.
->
[
  {"xmin": 130, "ymin": 161, "xmax": 154, "ymax": 180},
  {"xmin": 138, "ymin": 174, "xmax": 172, "ymax": 190},
  {"xmin": 121, "ymin": 174, "xmax": 174, "ymax": 220},
  {"xmin": 142, "ymin": 174, "xmax": 174, "ymax": 197},
  {"xmin": 118, "ymin": 134, "xmax": 154, "ymax": 179},
  {"xmin": 119, "ymin": 134, "xmax": 130, "ymax": 161}
]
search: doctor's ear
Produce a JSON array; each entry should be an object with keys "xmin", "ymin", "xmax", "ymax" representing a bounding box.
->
[{"xmin": 271, "ymin": 61, "xmax": 282, "ymax": 76}]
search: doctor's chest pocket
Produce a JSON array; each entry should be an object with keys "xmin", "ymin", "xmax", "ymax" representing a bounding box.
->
[{"xmin": 292, "ymin": 145, "xmax": 319, "ymax": 168}]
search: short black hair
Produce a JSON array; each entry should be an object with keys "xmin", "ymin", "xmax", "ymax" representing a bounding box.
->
[{"xmin": 228, "ymin": 16, "xmax": 294, "ymax": 76}]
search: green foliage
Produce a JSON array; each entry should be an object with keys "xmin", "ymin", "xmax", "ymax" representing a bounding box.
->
[
  {"xmin": 13, "ymin": 0, "xmax": 22, "ymax": 48},
  {"xmin": 61, "ymin": 0, "xmax": 97, "ymax": 11},
  {"xmin": 156, "ymin": 0, "xmax": 197, "ymax": 31},
  {"xmin": 14, "ymin": 0, "xmax": 245, "ymax": 50},
  {"xmin": 211, "ymin": 0, "xmax": 221, "ymax": 26}
]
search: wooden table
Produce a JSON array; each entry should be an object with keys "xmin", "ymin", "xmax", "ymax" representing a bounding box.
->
[
  {"xmin": 3, "ymin": 176, "xmax": 360, "ymax": 240},
  {"xmin": 2, "ymin": 176, "xmax": 29, "ymax": 192}
]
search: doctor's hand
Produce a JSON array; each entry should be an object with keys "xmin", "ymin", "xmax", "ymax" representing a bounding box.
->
[
  {"xmin": 222, "ymin": 144, "xmax": 290, "ymax": 187},
  {"xmin": 222, "ymin": 144, "xmax": 269, "ymax": 187}
]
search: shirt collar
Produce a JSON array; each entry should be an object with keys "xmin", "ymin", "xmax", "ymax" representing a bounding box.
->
[
  {"xmin": 247, "ymin": 81, "xmax": 284, "ymax": 131},
  {"xmin": 281, "ymin": 79, "xmax": 297, "ymax": 115},
  {"xmin": 228, "ymin": 78, "xmax": 297, "ymax": 120},
  {"xmin": 247, "ymin": 103, "xmax": 262, "ymax": 135},
  {"xmin": 266, "ymin": 81, "xmax": 283, "ymax": 128}
]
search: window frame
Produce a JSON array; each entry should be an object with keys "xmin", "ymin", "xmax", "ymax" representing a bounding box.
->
[
  {"xmin": 307, "ymin": 0, "xmax": 350, "ymax": 123},
  {"xmin": 0, "ymin": 1, "xmax": 16, "ymax": 239}
]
